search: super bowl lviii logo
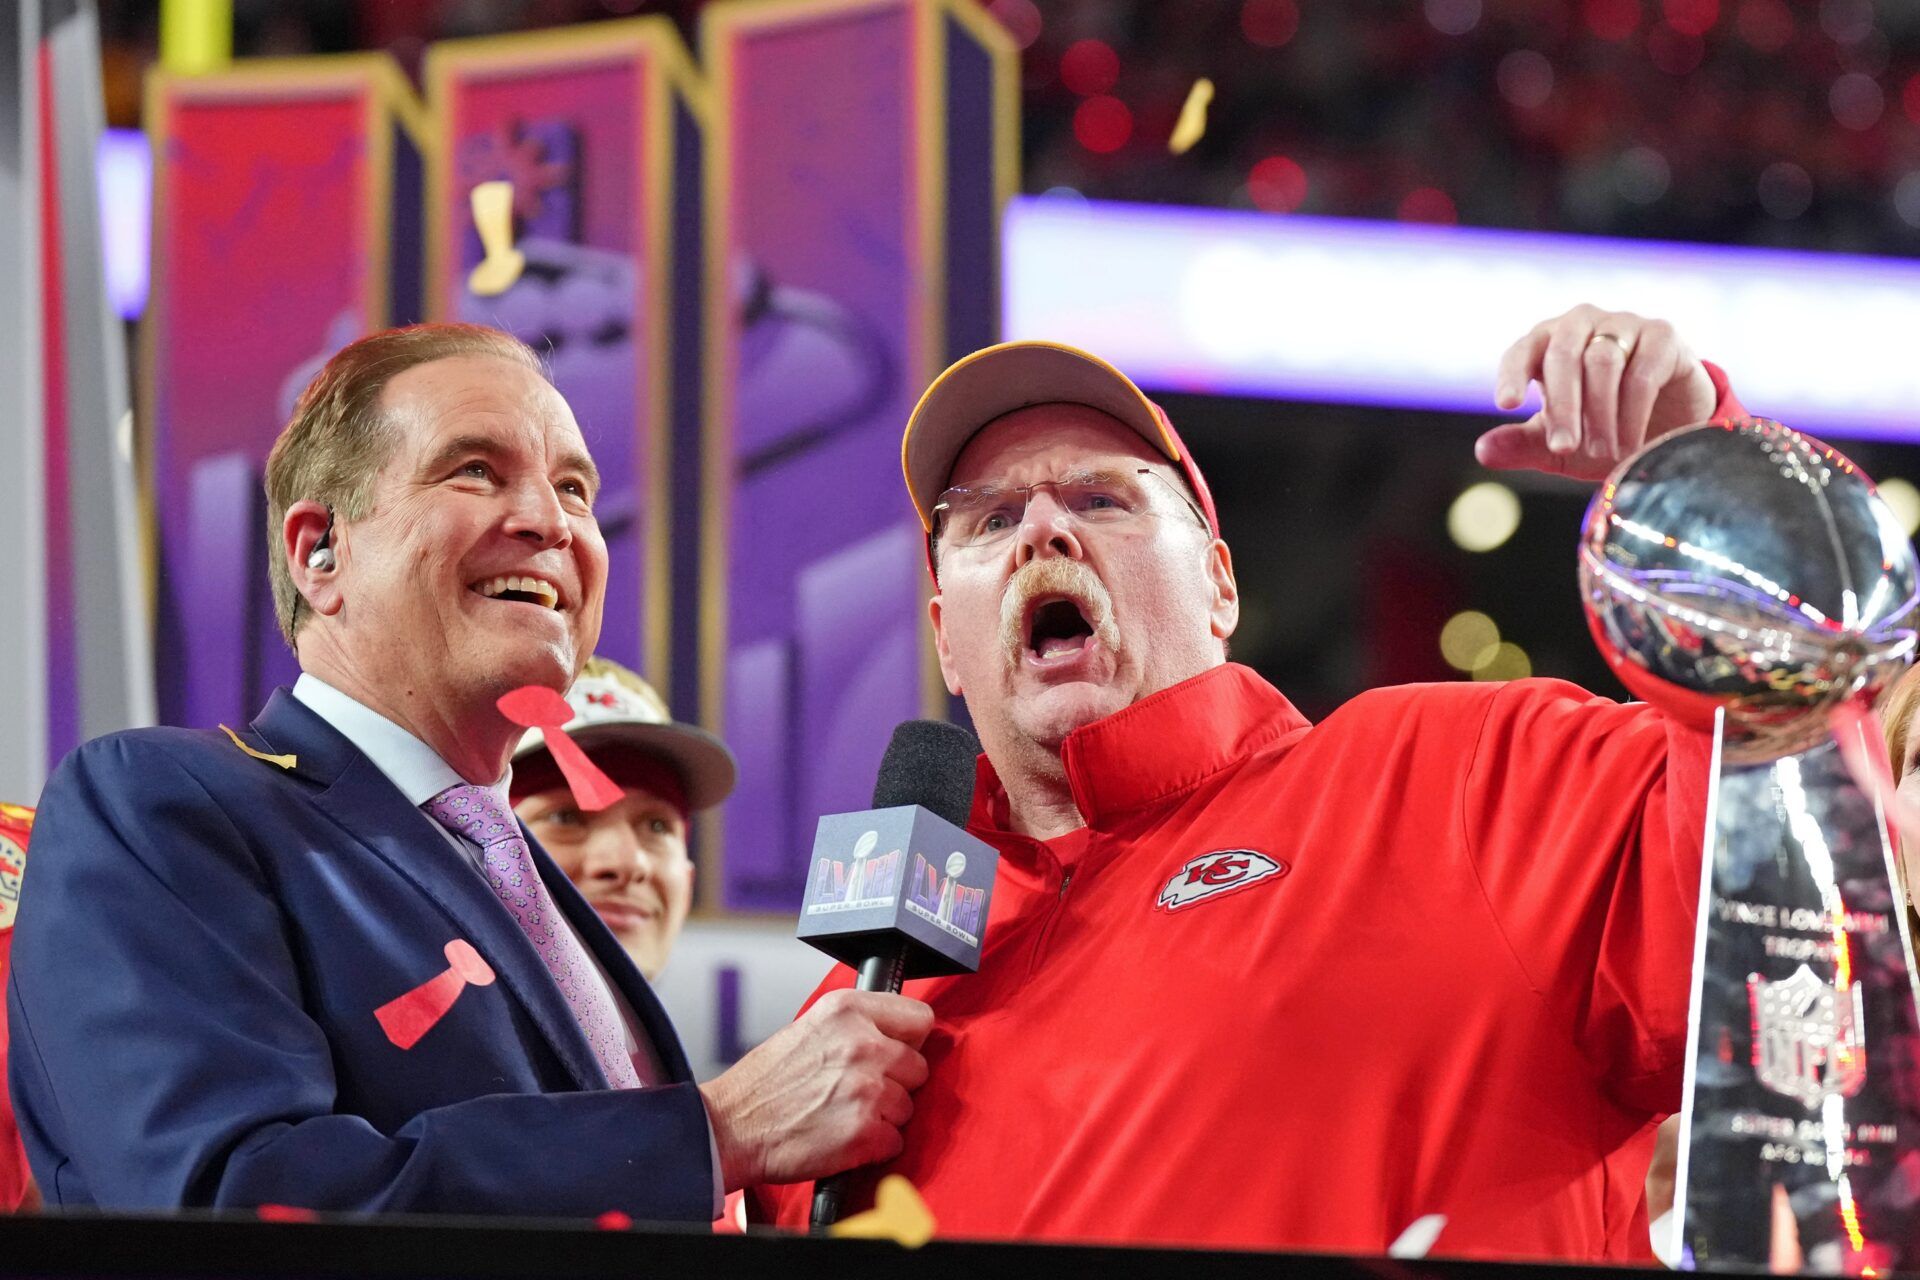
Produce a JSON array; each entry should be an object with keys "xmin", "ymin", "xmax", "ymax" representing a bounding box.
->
[
  {"xmin": 804, "ymin": 829, "xmax": 903, "ymax": 917},
  {"xmin": 1748, "ymin": 963, "xmax": 1868, "ymax": 1109},
  {"xmin": 905, "ymin": 852, "xmax": 985, "ymax": 947}
]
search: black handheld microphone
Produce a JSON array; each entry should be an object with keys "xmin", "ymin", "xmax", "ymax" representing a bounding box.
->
[{"xmin": 797, "ymin": 719, "xmax": 995, "ymax": 1230}]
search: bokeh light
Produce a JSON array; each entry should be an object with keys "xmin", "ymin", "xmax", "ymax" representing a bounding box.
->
[
  {"xmin": 1240, "ymin": 0, "xmax": 1300, "ymax": 48},
  {"xmin": 1647, "ymin": 24, "xmax": 1706, "ymax": 73},
  {"xmin": 1073, "ymin": 96, "xmax": 1133, "ymax": 154},
  {"xmin": 1662, "ymin": 0, "xmax": 1719, "ymax": 38},
  {"xmin": 1448, "ymin": 481, "xmax": 1522, "ymax": 552},
  {"xmin": 1398, "ymin": 186, "xmax": 1458, "ymax": 224},
  {"xmin": 1248, "ymin": 155, "xmax": 1309, "ymax": 212},
  {"xmin": 1496, "ymin": 51, "xmax": 1554, "ymax": 110},
  {"xmin": 1734, "ymin": 0, "xmax": 1793, "ymax": 51},
  {"xmin": 1583, "ymin": 0, "xmax": 1640, "ymax": 42},
  {"xmin": 1440, "ymin": 611, "xmax": 1502, "ymax": 672},
  {"xmin": 1879, "ymin": 478, "xmax": 1920, "ymax": 537},
  {"xmin": 1061, "ymin": 39, "xmax": 1121, "ymax": 97},
  {"xmin": 1758, "ymin": 161, "xmax": 1813, "ymax": 219},
  {"xmin": 986, "ymin": 0, "xmax": 1042, "ymax": 49},
  {"xmin": 1473, "ymin": 642, "xmax": 1533, "ymax": 682},
  {"xmin": 1820, "ymin": 0, "xmax": 1875, "ymax": 45},
  {"xmin": 1893, "ymin": 172, "xmax": 1920, "ymax": 228},
  {"xmin": 1424, "ymin": 0, "xmax": 1482, "ymax": 36},
  {"xmin": 1830, "ymin": 72, "xmax": 1884, "ymax": 131},
  {"xmin": 1615, "ymin": 147, "xmax": 1671, "ymax": 204}
]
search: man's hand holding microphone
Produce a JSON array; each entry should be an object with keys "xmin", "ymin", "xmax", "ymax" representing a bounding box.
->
[
  {"xmin": 701, "ymin": 718, "xmax": 995, "ymax": 1220},
  {"xmin": 699, "ymin": 989, "xmax": 932, "ymax": 1190}
]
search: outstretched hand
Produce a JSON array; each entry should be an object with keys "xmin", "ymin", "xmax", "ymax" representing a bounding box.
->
[{"xmin": 1476, "ymin": 304, "xmax": 1718, "ymax": 482}]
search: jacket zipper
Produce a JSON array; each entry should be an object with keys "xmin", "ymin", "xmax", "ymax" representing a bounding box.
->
[{"xmin": 1028, "ymin": 865, "xmax": 1074, "ymax": 976}]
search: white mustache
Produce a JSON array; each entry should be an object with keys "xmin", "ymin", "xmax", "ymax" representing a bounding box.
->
[{"xmin": 999, "ymin": 558, "xmax": 1121, "ymax": 670}]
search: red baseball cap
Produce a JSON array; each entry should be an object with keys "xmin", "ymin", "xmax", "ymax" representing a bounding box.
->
[{"xmin": 900, "ymin": 340, "xmax": 1220, "ymax": 558}]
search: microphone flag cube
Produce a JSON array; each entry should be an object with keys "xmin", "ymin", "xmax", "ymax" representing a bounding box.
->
[{"xmin": 796, "ymin": 806, "xmax": 998, "ymax": 977}]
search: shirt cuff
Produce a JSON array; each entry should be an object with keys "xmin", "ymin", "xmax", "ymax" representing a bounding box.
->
[
  {"xmin": 702, "ymin": 1095, "xmax": 725, "ymax": 1216},
  {"xmin": 1701, "ymin": 359, "xmax": 1746, "ymax": 423}
]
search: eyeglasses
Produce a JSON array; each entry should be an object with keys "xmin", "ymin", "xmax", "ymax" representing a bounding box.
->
[{"xmin": 931, "ymin": 468, "xmax": 1208, "ymax": 551}]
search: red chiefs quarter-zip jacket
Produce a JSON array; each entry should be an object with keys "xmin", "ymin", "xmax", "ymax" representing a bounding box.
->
[{"xmin": 763, "ymin": 663, "xmax": 1712, "ymax": 1261}]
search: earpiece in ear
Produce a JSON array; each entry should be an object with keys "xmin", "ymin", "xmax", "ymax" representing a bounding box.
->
[{"xmin": 306, "ymin": 506, "xmax": 337, "ymax": 572}]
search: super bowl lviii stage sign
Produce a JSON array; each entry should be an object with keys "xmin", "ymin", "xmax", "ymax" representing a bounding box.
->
[
  {"xmin": 140, "ymin": 2, "xmax": 1016, "ymax": 914},
  {"xmin": 1581, "ymin": 419, "xmax": 1920, "ymax": 1272}
]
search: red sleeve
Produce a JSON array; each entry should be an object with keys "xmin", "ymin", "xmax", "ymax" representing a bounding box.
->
[
  {"xmin": 1702, "ymin": 360, "xmax": 1747, "ymax": 423},
  {"xmin": 740, "ymin": 962, "xmax": 859, "ymax": 1230},
  {"xmin": 1460, "ymin": 679, "xmax": 1712, "ymax": 1115},
  {"xmin": 0, "ymin": 928, "xmax": 30, "ymax": 1213},
  {"xmin": 0, "ymin": 804, "xmax": 31, "ymax": 1214}
]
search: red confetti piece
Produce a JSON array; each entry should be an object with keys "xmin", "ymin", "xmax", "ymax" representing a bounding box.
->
[
  {"xmin": 596, "ymin": 1210, "xmax": 633, "ymax": 1231},
  {"xmin": 497, "ymin": 686, "xmax": 624, "ymax": 812},
  {"xmin": 374, "ymin": 939, "xmax": 497, "ymax": 1050},
  {"xmin": 256, "ymin": 1205, "xmax": 318, "ymax": 1223}
]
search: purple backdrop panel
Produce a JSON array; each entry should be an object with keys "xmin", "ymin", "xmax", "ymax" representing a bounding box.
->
[
  {"xmin": 795, "ymin": 520, "xmax": 925, "ymax": 846},
  {"xmin": 183, "ymin": 454, "xmax": 258, "ymax": 732},
  {"xmin": 430, "ymin": 33, "xmax": 667, "ymax": 681},
  {"xmin": 721, "ymin": 637, "xmax": 795, "ymax": 909},
  {"xmin": 147, "ymin": 68, "xmax": 396, "ymax": 728},
  {"xmin": 713, "ymin": 0, "xmax": 931, "ymax": 914}
]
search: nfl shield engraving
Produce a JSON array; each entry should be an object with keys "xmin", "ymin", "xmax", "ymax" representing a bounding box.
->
[{"xmin": 1580, "ymin": 419, "xmax": 1920, "ymax": 1272}]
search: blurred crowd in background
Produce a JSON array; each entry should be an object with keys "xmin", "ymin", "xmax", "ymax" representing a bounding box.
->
[
  {"xmin": 98, "ymin": 0, "xmax": 1920, "ymax": 256},
  {"xmin": 89, "ymin": 0, "xmax": 1920, "ymax": 715}
]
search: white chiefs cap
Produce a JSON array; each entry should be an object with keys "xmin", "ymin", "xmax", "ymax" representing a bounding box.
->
[{"xmin": 513, "ymin": 656, "xmax": 737, "ymax": 812}]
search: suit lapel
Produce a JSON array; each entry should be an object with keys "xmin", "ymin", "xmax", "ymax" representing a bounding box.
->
[
  {"xmin": 530, "ymin": 838, "xmax": 696, "ymax": 1084},
  {"xmin": 248, "ymin": 690, "xmax": 608, "ymax": 1091}
]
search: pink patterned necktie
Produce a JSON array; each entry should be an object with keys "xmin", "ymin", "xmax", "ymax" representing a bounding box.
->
[{"xmin": 423, "ymin": 784, "xmax": 641, "ymax": 1089}]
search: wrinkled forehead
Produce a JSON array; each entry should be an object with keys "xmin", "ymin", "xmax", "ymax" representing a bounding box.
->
[
  {"xmin": 946, "ymin": 402, "xmax": 1171, "ymax": 490},
  {"xmin": 380, "ymin": 354, "xmax": 585, "ymax": 459}
]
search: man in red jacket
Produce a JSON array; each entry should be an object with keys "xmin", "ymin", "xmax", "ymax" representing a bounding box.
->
[
  {"xmin": 761, "ymin": 306, "xmax": 1746, "ymax": 1260},
  {"xmin": 1, "ymin": 802, "xmax": 36, "ymax": 1212}
]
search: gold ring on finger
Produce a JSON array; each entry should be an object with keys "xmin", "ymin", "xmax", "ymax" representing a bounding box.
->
[{"xmin": 1589, "ymin": 331, "xmax": 1631, "ymax": 354}]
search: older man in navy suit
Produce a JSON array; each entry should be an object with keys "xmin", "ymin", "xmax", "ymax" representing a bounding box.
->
[{"xmin": 7, "ymin": 324, "xmax": 929, "ymax": 1217}]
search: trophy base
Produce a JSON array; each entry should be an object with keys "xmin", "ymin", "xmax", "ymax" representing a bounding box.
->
[{"xmin": 1676, "ymin": 723, "xmax": 1920, "ymax": 1273}]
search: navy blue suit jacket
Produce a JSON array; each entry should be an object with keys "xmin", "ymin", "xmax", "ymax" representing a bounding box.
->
[{"xmin": 5, "ymin": 689, "xmax": 716, "ymax": 1217}]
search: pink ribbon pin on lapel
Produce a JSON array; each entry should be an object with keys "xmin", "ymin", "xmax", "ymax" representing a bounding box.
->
[{"xmin": 375, "ymin": 939, "xmax": 497, "ymax": 1050}]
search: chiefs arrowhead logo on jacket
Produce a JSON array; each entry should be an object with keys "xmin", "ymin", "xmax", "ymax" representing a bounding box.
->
[{"xmin": 1155, "ymin": 848, "xmax": 1287, "ymax": 912}]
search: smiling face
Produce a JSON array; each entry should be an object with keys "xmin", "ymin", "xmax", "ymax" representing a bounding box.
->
[
  {"xmin": 311, "ymin": 354, "xmax": 606, "ymax": 731},
  {"xmin": 929, "ymin": 404, "xmax": 1239, "ymax": 770},
  {"xmin": 516, "ymin": 773, "xmax": 693, "ymax": 981}
]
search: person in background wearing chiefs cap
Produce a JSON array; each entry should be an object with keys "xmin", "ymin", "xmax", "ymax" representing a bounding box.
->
[
  {"xmin": 509, "ymin": 656, "xmax": 736, "ymax": 982},
  {"xmin": 759, "ymin": 306, "xmax": 1749, "ymax": 1261}
]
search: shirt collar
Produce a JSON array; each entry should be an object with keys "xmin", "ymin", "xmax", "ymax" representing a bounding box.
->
[
  {"xmin": 969, "ymin": 663, "xmax": 1311, "ymax": 835},
  {"xmin": 291, "ymin": 673, "xmax": 512, "ymax": 809}
]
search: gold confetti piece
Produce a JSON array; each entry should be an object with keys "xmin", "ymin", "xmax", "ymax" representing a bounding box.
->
[
  {"xmin": 220, "ymin": 724, "xmax": 297, "ymax": 770},
  {"xmin": 466, "ymin": 180, "xmax": 526, "ymax": 298},
  {"xmin": 829, "ymin": 1175, "xmax": 935, "ymax": 1248},
  {"xmin": 1168, "ymin": 78, "xmax": 1215, "ymax": 155}
]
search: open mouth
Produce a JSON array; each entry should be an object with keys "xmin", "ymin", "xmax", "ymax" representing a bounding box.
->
[
  {"xmin": 1027, "ymin": 596, "xmax": 1095, "ymax": 661},
  {"xmin": 471, "ymin": 574, "xmax": 561, "ymax": 611}
]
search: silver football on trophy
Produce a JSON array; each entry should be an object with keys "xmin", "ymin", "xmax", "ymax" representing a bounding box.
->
[{"xmin": 1579, "ymin": 418, "xmax": 1918, "ymax": 763}]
